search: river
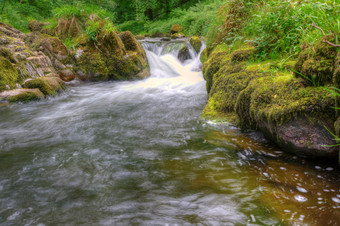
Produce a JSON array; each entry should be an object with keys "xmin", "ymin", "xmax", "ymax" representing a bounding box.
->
[{"xmin": 0, "ymin": 39, "xmax": 339, "ymax": 225}]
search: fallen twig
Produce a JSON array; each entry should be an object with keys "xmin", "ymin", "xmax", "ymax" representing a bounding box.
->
[{"xmin": 311, "ymin": 23, "xmax": 340, "ymax": 47}]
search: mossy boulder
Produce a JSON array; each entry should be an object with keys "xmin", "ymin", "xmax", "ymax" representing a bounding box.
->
[
  {"xmin": 235, "ymin": 74, "xmax": 337, "ymax": 157},
  {"xmin": 0, "ymin": 56, "xmax": 18, "ymax": 91},
  {"xmin": 59, "ymin": 69, "xmax": 75, "ymax": 82},
  {"xmin": 200, "ymin": 48, "xmax": 208, "ymax": 64},
  {"xmin": 76, "ymin": 49, "xmax": 109, "ymax": 81},
  {"xmin": 170, "ymin": 24, "xmax": 184, "ymax": 34},
  {"xmin": 294, "ymin": 36, "xmax": 337, "ymax": 86},
  {"xmin": 171, "ymin": 33, "xmax": 185, "ymax": 39},
  {"xmin": 23, "ymin": 77, "xmax": 65, "ymax": 96},
  {"xmin": 189, "ymin": 36, "xmax": 202, "ymax": 53},
  {"xmin": 119, "ymin": 31, "xmax": 145, "ymax": 58},
  {"xmin": 202, "ymin": 44, "xmax": 338, "ymax": 158},
  {"xmin": 202, "ymin": 46, "xmax": 243, "ymax": 93},
  {"xmin": 0, "ymin": 88, "xmax": 44, "ymax": 102}
]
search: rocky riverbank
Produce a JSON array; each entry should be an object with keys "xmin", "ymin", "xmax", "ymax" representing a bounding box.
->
[
  {"xmin": 201, "ymin": 38, "xmax": 339, "ymax": 159},
  {"xmin": 0, "ymin": 18, "xmax": 150, "ymax": 103}
]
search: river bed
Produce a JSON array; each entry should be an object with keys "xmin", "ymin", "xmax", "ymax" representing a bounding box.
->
[{"xmin": 0, "ymin": 40, "xmax": 339, "ymax": 225}]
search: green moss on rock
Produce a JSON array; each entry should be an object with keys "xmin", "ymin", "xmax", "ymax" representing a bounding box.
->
[
  {"xmin": 200, "ymin": 48, "xmax": 208, "ymax": 64},
  {"xmin": 0, "ymin": 88, "xmax": 45, "ymax": 102},
  {"xmin": 235, "ymin": 74, "xmax": 335, "ymax": 128},
  {"xmin": 294, "ymin": 36, "xmax": 337, "ymax": 86},
  {"xmin": 189, "ymin": 36, "xmax": 202, "ymax": 53},
  {"xmin": 230, "ymin": 47, "xmax": 254, "ymax": 63},
  {"xmin": 118, "ymin": 31, "xmax": 145, "ymax": 58},
  {"xmin": 23, "ymin": 77, "xmax": 65, "ymax": 96},
  {"xmin": 0, "ymin": 56, "xmax": 18, "ymax": 91},
  {"xmin": 0, "ymin": 47, "xmax": 15, "ymax": 63},
  {"xmin": 171, "ymin": 33, "xmax": 185, "ymax": 39}
]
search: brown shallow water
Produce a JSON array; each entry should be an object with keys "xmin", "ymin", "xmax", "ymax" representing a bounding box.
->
[{"xmin": 0, "ymin": 42, "xmax": 339, "ymax": 225}]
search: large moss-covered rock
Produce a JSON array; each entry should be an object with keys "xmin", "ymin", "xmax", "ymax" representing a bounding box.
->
[
  {"xmin": 170, "ymin": 24, "xmax": 184, "ymax": 34},
  {"xmin": 234, "ymin": 74, "xmax": 337, "ymax": 157},
  {"xmin": 119, "ymin": 31, "xmax": 145, "ymax": 57},
  {"xmin": 0, "ymin": 88, "xmax": 44, "ymax": 102},
  {"xmin": 202, "ymin": 44, "xmax": 338, "ymax": 158},
  {"xmin": 0, "ymin": 56, "xmax": 18, "ymax": 91},
  {"xmin": 23, "ymin": 77, "xmax": 65, "ymax": 96},
  {"xmin": 189, "ymin": 36, "xmax": 202, "ymax": 53},
  {"xmin": 294, "ymin": 36, "xmax": 337, "ymax": 86}
]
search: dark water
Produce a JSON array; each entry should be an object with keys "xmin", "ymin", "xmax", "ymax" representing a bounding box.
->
[{"xmin": 0, "ymin": 43, "xmax": 339, "ymax": 225}]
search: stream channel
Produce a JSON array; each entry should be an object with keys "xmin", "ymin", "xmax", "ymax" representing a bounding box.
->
[{"xmin": 0, "ymin": 39, "xmax": 339, "ymax": 225}]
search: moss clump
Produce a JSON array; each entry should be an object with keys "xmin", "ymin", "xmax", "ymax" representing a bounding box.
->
[
  {"xmin": 201, "ymin": 99, "xmax": 240, "ymax": 126},
  {"xmin": 170, "ymin": 24, "xmax": 184, "ymax": 34},
  {"xmin": 23, "ymin": 77, "xmax": 65, "ymax": 96},
  {"xmin": 0, "ymin": 88, "xmax": 45, "ymax": 103},
  {"xmin": 294, "ymin": 36, "xmax": 337, "ymax": 86},
  {"xmin": 28, "ymin": 20, "xmax": 48, "ymax": 32},
  {"xmin": 200, "ymin": 48, "xmax": 208, "ymax": 64},
  {"xmin": 202, "ymin": 48, "xmax": 231, "ymax": 93},
  {"xmin": 235, "ymin": 74, "xmax": 335, "ymax": 128},
  {"xmin": 97, "ymin": 30, "xmax": 126, "ymax": 56},
  {"xmin": 0, "ymin": 47, "xmax": 15, "ymax": 63},
  {"xmin": 171, "ymin": 33, "xmax": 185, "ymax": 39},
  {"xmin": 119, "ymin": 31, "xmax": 139, "ymax": 52},
  {"xmin": 230, "ymin": 46, "xmax": 254, "ymax": 63},
  {"xmin": 209, "ymin": 70, "xmax": 265, "ymax": 115},
  {"xmin": 189, "ymin": 36, "xmax": 202, "ymax": 53},
  {"xmin": 0, "ymin": 56, "xmax": 18, "ymax": 91},
  {"xmin": 118, "ymin": 31, "xmax": 145, "ymax": 58},
  {"xmin": 77, "ymin": 49, "xmax": 109, "ymax": 81}
]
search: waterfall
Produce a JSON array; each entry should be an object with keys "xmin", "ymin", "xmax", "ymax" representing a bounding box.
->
[{"xmin": 127, "ymin": 38, "xmax": 207, "ymax": 93}]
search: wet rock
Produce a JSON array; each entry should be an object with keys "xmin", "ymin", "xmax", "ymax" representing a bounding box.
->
[
  {"xmin": 202, "ymin": 45, "xmax": 338, "ymax": 158},
  {"xmin": 0, "ymin": 88, "xmax": 44, "ymax": 102},
  {"xmin": 178, "ymin": 46, "xmax": 191, "ymax": 62},
  {"xmin": 59, "ymin": 69, "xmax": 75, "ymax": 82}
]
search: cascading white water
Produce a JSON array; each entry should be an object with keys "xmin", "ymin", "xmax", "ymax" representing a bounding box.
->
[{"xmin": 118, "ymin": 39, "xmax": 207, "ymax": 97}]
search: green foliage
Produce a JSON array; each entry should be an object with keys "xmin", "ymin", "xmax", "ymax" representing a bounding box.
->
[{"xmin": 143, "ymin": 0, "xmax": 221, "ymax": 36}]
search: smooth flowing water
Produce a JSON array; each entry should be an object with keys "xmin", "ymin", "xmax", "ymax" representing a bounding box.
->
[{"xmin": 0, "ymin": 39, "xmax": 339, "ymax": 225}]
